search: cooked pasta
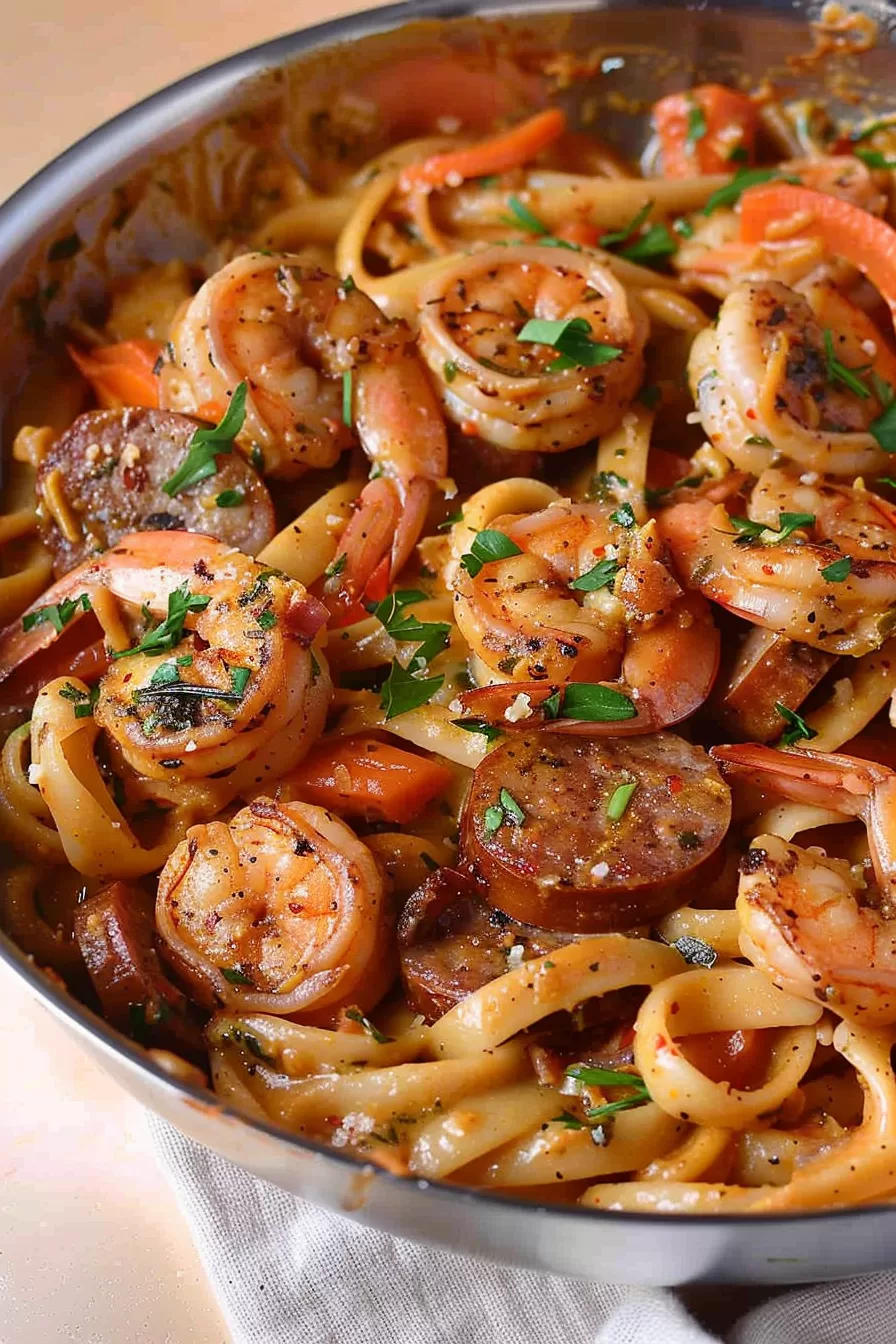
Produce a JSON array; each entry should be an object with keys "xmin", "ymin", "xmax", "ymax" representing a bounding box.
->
[{"xmin": 6, "ymin": 35, "xmax": 896, "ymax": 1218}]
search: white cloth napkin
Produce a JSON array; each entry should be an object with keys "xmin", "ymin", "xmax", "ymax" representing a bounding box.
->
[{"xmin": 148, "ymin": 1115, "xmax": 893, "ymax": 1344}]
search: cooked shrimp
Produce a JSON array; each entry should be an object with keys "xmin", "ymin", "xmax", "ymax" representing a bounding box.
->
[
  {"xmin": 688, "ymin": 279, "xmax": 896, "ymax": 477},
  {"xmin": 0, "ymin": 531, "xmax": 331, "ymax": 791},
  {"xmin": 712, "ymin": 742, "xmax": 896, "ymax": 1025},
  {"xmin": 162, "ymin": 251, "xmax": 448, "ymax": 603},
  {"xmin": 448, "ymin": 494, "xmax": 719, "ymax": 733},
  {"xmin": 417, "ymin": 243, "xmax": 648, "ymax": 452},
  {"xmin": 659, "ymin": 480, "xmax": 896, "ymax": 656},
  {"xmin": 676, "ymin": 157, "xmax": 885, "ymax": 299},
  {"xmin": 156, "ymin": 797, "xmax": 394, "ymax": 1019}
]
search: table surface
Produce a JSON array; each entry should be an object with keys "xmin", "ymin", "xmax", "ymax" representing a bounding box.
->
[{"xmin": 0, "ymin": 3, "xmax": 387, "ymax": 1340}]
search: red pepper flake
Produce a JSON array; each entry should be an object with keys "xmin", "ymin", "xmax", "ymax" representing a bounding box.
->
[
  {"xmin": 762, "ymin": 563, "xmax": 774, "ymax": 576},
  {"xmin": 669, "ymin": 1001, "xmax": 679, "ymax": 1015},
  {"xmin": 204, "ymin": 911, "xmax": 222, "ymax": 931},
  {"xmin": 288, "ymin": 901, "xmax": 305, "ymax": 914},
  {"xmin": 745, "ymin": 408, "xmax": 757, "ymax": 420},
  {"xmin": 666, "ymin": 774, "xmax": 683, "ymax": 795}
]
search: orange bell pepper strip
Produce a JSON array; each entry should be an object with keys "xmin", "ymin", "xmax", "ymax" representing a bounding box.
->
[
  {"xmin": 653, "ymin": 84, "xmax": 759, "ymax": 179},
  {"xmin": 398, "ymin": 108, "xmax": 566, "ymax": 192},
  {"xmin": 740, "ymin": 184, "xmax": 896, "ymax": 323},
  {"xmin": 284, "ymin": 735, "xmax": 452, "ymax": 824},
  {"xmin": 67, "ymin": 339, "xmax": 162, "ymax": 409}
]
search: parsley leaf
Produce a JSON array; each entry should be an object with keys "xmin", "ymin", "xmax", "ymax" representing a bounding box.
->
[
  {"xmin": 162, "ymin": 383, "xmax": 248, "ymax": 496},
  {"xmin": 730, "ymin": 511, "xmax": 815, "ymax": 545},
  {"xmin": 565, "ymin": 1063, "xmax": 650, "ymax": 1120},
  {"xmin": 599, "ymin": 201, "xmax": 652, "ymax": 249},
  {"xmin": 215, "ymin": 489, "xmax": 244, "ymax": 508},
  {"xmin": 483, "ymin": 787, "xmax": 526, "ymax": 834},
  {"xmin": 229, "ymin": 666, "xmax": 252, "ymax": 697},
  {"xmin": 22, "ymin": 592, "xmax": 91, "ymax": 634},
  {"xmin": 702, "ymin": 168, "xmax": 801, "ymax": 216},
  {"xmin": 686, "ymin": 99, "xmax": 707, "ymax": 149},
  {"xmin": 610, "ymin": 502, "xmax": 636, "ymax": 528},
  {"xmin": 367, "ymin": 589, "xmax": 451, "ymax": 666},
  {"xmin": 459, "ymin": 529, "xmax": 523, "ymax": 578},
  {"xmin": 502, "ymin": 195, "xmax": 549, "ymax": 235},
  {"xmin": 111, "ymin": 585, "xmax": 210, "ymax": 659},
  {"xmin": 380, "ymin": 661, "xmax": 444, "ymax": 720},
  {"xmin": 606, "ymin": 780, "xmax": 637, "ymax": 821},
  {"xmin": 556, "ymin": 683, "xmax": 636, "ymax": 723},
  {"xmin": 854, "ymin": 149, "xmax": 896, "ymax": 170},
  {"xmin": 619, "ymin": 224, "xmax": 677, "ymax": 264},
  {"xmin": 342, "ymin": 370, "xmax": 353, "ymax": 426},
  {"xmin": 345, "ymin": 1008, "xmax": 393, "ymax": 1043},
  {"xmin": 823, "ymin": 329, "xmax": 870, "ymax": 399},
  {"xmin": 570, "ymin": 557, "xmax": 620, "ymax": 592},
  {"xmin": 775, "ymin": 701, "xmax": 818, "ymax": 747},
  {"xmin": 221, "ymin": 967, "xmax": 254, "ymax": 985},
  {"xmin": 870, "ymin": 378, "xmax": 896, "ymax": 452},
  {"xmin": 451, "ymin": 718, "xmax": 503, "ymax": 743},
  {"xmin": 821, "ymin": 555, "xmax": 852, "ymax": 582},
  {"xmin": 517, "ymin": 316, "xmax": 623, "ymax": 373}
]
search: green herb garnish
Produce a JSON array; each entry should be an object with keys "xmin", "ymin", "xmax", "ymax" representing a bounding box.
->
[
  {"xmin": 502, "ymin": 195, "xmax": 549, "ymax": 235},
  {"xmin": 823, "ymin": 329, "xmax": 870, "ymax": 399},
  {"xmin": 459, "ymin": 529, "xmax": 523, "ymax": 578},
  {"xmin": 444, "ymin": 360, "xmax": 458, "ymax": 384},
  {"xmin": 367, "ymin": 589, "xmax": 450, "ymax": 666},
  {"xmin": 610, "ymin": 502, "xmax": 636, "ymax": 528},
  {"xmin": 342, "ymin": 370, "xmax": 353, "ymax": 426},
  {"xmin": 451, "ymin": 719, "xmax": 503, "ymax": 743},
  {"xmin": 775, "ymin": 701, "xmax": 818, "ymax": 747},
  {"xmin": 599, "ymin": 201, "xmax": 652, "ymax": 249},
  {"xmin": 821, "ymin": 555, "xmax": 852, "ymax": 582},
  {"xmin": 730, "ymin": 511, "xmax": 815, "ymax": 546},
  {"xmin": 483, "ymin": 787, "xmax": 526, "ymax": 835},
  {"xmin": 221, "ymin": 967, "xmax": 254, "ymax": 985},
  {"xmin": 565, "ymin": 1063, "xmax": 650, "ymax": 1120},
  {"xmin": 215, "ymin": 489, "xmax": 245, "ymax": 508},
  {"xmin": 162, "ymin": 383, "xmax": 248, "ymax": 496},
  {"xmin": 111, "ymin": 585, "xmax": 210, "ymax": 659},
  {"xmin": 518, "ymin": 316, "xmax": 623, "ymax": 373},
  {"xmin": 702, "ymin": 168, "xmax": 800, "ymax": 215},
  {"xmin": 380, "ymin": 661, "xmax": 444, "ymax": 720},
  {"xmin": 555, "ymin": 683, "xmax": 637, "ymax": 723},
  {"xmin": 686, "ymin": 100, "xmax": 707, "ymax": 149},
  {"xmin": 345, "ymin": 1008, "xmax": 393, "ymax": 1044},
  {"xmin": 606, "ymin": 780, "xmax": 637, "ymax": 821},
  {"xmin": 570, "ymin": 557, "xmax": 620, "ymax": 592},
  {"xmin": 23, "ymin": 592, "xmax": 91, "ymax": 634}
]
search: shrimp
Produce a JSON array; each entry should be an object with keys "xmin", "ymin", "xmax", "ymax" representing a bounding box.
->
[
  {"xmin": 675, "ymin": 156, "xmax": 885, "ymax": 299},
  {"xmin": 0, "ymin": 531, "xmax": 331, "ymax": 792},
  {"xmin": 712, "ymin": 742, "xmax": 896, "ymax": 1025},
  {"xmin": 659, "ymin": 473, "xmax": 896, "ymax": 656},
  {"xmin": 447, "ymin": 493, "xmax": 719, "ymax": 733},
  {"xmin": 161, "ymin": 251, "xmax": 448, "ymax": 605},
  {"xmin": 416, "ymin": 243, "xmax": 649, "ymax": 453},
  {"xmin": 156, "ymin": 797, "xmax": 394, "ymax": 1020},
  {"xmin": 687, "ymin": 279, "xmax": 896, "ymax": 477}
]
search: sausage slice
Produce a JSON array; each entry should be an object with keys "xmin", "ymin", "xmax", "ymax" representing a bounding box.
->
[
  {"xmin": 398, "ymin": 868, "xmax": 578, "ymax": 1021},
  {"xmin": 716, "ymin": 627, "xmax": 837, "ymax": 742},
  {"xmin": 73, "ymin": 881, "xmax": 204, "ymax": 1058},
  {"xmin": 37, "ymin": 407, "xmax": 275, "ymax": 575},
  {"xmin": 460, "ymin": 732, "xmax": 731, "ymax": 932}
]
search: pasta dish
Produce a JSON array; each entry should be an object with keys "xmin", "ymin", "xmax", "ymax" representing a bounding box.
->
[{"xmin": 4, "ymin": 26, "xmax": 896, "ymax": 1215}]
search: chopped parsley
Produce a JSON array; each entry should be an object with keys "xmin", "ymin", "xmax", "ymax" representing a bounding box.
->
[
  {"xmin": 483, "ymin": 786, "xmax": 526, "ymax": 835},
  {"xmin": 551, "ymin": 683, "xmax": 637, "ymax": 723},
  {"xmin": 570, "ymin": 557, "xmax": 620, "ymax": 592},
  {"xmin": 162, "ymin": 383, "xmax": 248, "ymax": 496},
  {"xmin": 111, "ymin": 585, "xmax": 210, "ymax": 659},
  {"xmin": 686, "ymin": 100, "xmax": 707, "ymax": 149},
  {"xmin": 324, "ymin": 553, "xmax": 347, "ymax": 581},
  {"xmin": 672, "ymin": 217, "xmax": 694, "ymax": 239},
  {"xmin": 451, "ymin": 718, "xmax": 503, "ymax": 743},
  {"xmin": 702, "ymin": 168, "xmax": 800, "ymax": 215},
  {"xmin": 342, "ymin": 370, "xmax": 353, "ymax": 426},
  {"xmin": 821, "ymin": 555, "xmax": 852, "ymax": 582},
  {"xmin": 459, "ymin": 528, "xmax": 523, "ymax": 577},
  {"xmin": 854, "ymin": 149, "xmax": 896, "ymax": 170},
  {"xmin": 618, "ymin": 224, "xmax": 677, "ymax": 264},
  {"xmin": 517, "ymin": 316, "xmax": 623, "ymax": 373},
  {"xmin": 599, "ymin": 201, "xmax": 652, "ymax": 249},
  {"xmin": 257, "ymin": 608, "xmax": 278, "ymax": 631},
  {"xmin": 565, "ymin": 1063, "xmax": 650, "ymax": 1120},
  {"xmin": 380, "ymin": 661, "xmax": 444, "ymax": 720},
  {"xmin": 22, "ymin": 592, "xmax": 91, "ymax": 634},
  {"xmin": 502, "ymin": 195, "xmax": 549, "ymax": 235},
  {"xmin": 775, "ymin": 701, "xmax": 817, "ymax": 747},
  {"xmin": 215, "ymin": 489, "xmax": 245, "ymax": 508},
  {"xmin": 610, "ymin": 502, "xmax": 636, "ymax": 528},
  {"xmin": 870, "ymin": 376, "xmax": 896, "ymax": 452},
  {"xmin": 220, "ymin": 967, "xmax": 254, "ymax": 985},
  {"xmin": 822, "ymin": 329, "xmax": 870, "ymax": 399},
  {"xmin": 367, "ymin": 589, "xmax": 450, "ymax": 666},
  {"xmin": 444, "ymin": 359, "xmax": 458, "ymax": 384},
  {"xmin": 606, "ymin": 780, "xmax": 637, "ymax": 821},
  {"xmin": 58, "ymin": 682, "xmax": 99, "ymax": 719},
  {"xmin": 345, "ymin": 1008, "xmax": 393, "ymax": 1044},
  {"xmin": 729, "ymin": 511, "xmax": 815, "ymax": 546},
  {"xmin": 229, "ymin": 666, "xmax": 252, "ymax": 697},
  {"xmin": 851, "ymin": 117, "xmax": 896, "ymax": 142}
]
